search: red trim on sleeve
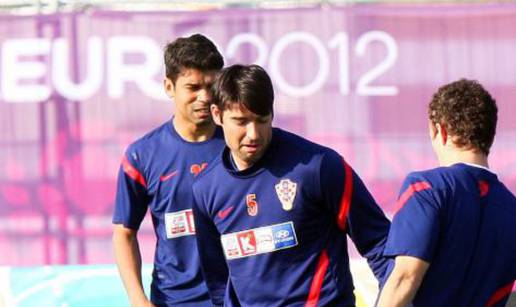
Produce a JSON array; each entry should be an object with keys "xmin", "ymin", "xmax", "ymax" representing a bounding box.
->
[
  {"xmin": 337, "ymin": 159, "xmax": 353, "ymax": 231},
  {"xmin": 305, "ymin": 249, "xmax": 330, "ymax": 307},
  {"xmin": 485, "ymin": 281, "xmax": 515, "ymax": 307},
  {"xmin": 394, "ymin": 181, "xmax": 432, "ymax": 214},
  {"xmin": 121, "ymin": 155, "xmax": 147, "ymax": 188}
]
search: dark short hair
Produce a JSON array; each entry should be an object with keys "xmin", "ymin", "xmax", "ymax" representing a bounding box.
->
[
  {"xmin": 211, "ymin": 64, "xmax": 274, "ymax": 117},
  {"xmin": 429, "ymin": 79, "xmax": 498, "ymax": 155},
  {"xmin": 164, "ymin": 34, "xmax": 224, "ymax": 83}
]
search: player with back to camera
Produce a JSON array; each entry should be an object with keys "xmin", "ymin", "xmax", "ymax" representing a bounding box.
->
[{"xmin": 377, "ymin": 79, "xmax": 516, "ymax": 307}]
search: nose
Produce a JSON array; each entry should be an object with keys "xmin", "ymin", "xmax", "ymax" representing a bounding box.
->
[
  {"xmin": 246, "ymin": 122, "xmax": 260, "ymax": 141},
  {"xmin": 197, "ymin": 88, "xmax": 210, "ymax": 103}
]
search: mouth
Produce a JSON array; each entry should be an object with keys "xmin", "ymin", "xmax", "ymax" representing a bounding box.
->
[
  {"xmin": 242, "ymin": 143, "xmax": 261, "ymax": 154},
  {"xmin": 193, "ymin": 107, "xmax": 210, "ymax": 117}
]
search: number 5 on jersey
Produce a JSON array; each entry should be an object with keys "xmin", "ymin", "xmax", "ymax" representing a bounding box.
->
[{"xmin": 246, "ymin": 194, "xmax": 258, "ymax": 216}]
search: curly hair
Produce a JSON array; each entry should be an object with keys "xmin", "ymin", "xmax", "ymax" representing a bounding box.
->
[
  {"xmin": 429, "ymin": 79, "xmax": 497, "ymax": 155},
  {"xmin": 164, "ymin": 34, "xmax": 224, "ymax": 83}
]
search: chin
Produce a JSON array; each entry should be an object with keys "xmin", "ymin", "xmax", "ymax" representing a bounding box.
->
[
  {"xmin": 245, "ymin": 154, "xmax": 261, "ymax": 165},
  {"xmin": 194, "ymin": 117, "xmax": 213, "ymax": 126}
]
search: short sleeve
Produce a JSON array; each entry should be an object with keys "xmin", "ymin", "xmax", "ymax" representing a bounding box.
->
[
  {"xmin": 112, "ymin": 149, "xmax": 150, "ymax": 230},
  {"xmin": 384, "ymin": 174, "xmax": 441, "ymax": 262}
]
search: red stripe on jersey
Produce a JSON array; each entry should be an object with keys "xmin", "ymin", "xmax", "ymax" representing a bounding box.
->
[
  {"xmin": 305, "ymin": 249, "xmax": 330, "ymax": 307},
  {"xmin": 121, "ymin": 155, "xmax": 147, "ymax": 188},
  {"xmin": 394, "ymin": 181, "xmax": 432, "ymax": 214},
  {"xmin": 337, "ymin": 159, "xmax": 353, "ymax": 231},
  {"xmin": 486, "ymin": 281, "xmax": 515, "ymax": 307},
  {"xmin": 478, "ymin": 180, "xmax": 489, "ymax": 197}
]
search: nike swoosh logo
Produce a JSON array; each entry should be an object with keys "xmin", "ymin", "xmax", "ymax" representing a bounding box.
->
[
  {"xmin": 217, "ymin": 206, "xmax": 234, "ymax": 219},
  {"xmin": 159, "ymin": 171, "xmax": 179, "ymax": 182}
]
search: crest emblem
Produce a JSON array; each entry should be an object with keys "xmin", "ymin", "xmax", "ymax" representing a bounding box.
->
[{"xmin": 275, "ymin": 179, "xmax": 297, "ymax": 211}]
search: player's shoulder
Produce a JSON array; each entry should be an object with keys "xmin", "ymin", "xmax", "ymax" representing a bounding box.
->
[
  {"xmin": 126, "ymin": 121, "xmax": 171, "ymax": 154},
  {"xmin": 273, "ymin": 128, "xmax": 336, "ymax": 157},
  {"xmin": 192, "ymin": 152, "xmax": 224, "ymax": 191},
  {"xmin": 403, "ymin": 166, "xmax": 454, "ymax": 190},
  {"xmin": 404, "ymin": 164, "xmax": 490, "ymax": 195},
  {"xmin": 272, "ymin": 129, "xmax": 344, "ymax": 176},
  {"xmin": 488, "ymin": 175, "xmax": 516, "ymax": 208}
]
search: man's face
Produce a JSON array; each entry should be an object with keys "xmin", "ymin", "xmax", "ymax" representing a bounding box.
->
[
  {"xmin": 164, "ymin": 68, "xmax": 217, "ymax": 127},
  {"xmin": 212, "ymin": 103, "xmax": 273, "ymax": 170}
]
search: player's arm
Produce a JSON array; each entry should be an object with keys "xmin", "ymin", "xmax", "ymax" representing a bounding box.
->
[
  {"xmin": 380, "ymin": 174, "xmax": 440, "ymax": 304},
  {"xmin": 376, "ymin": 255, "xmax": 429, "ymax": 307},
  {"xmin": 192, "ymin": 192, "xmax": 228, "ymax": 306},
  {"xmin": 319, "ymin": 150, "xmax": 391, "ymax": 281},
  {"xmin": 113, "ymin": 224, "xmax": 154, "ymax": 307},
  {"xmin": 112, "ymin": 152, "xmax": 152, "ymax": 307}
]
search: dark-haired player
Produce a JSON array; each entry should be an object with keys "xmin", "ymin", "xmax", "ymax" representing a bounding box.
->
[
  {"xmin": 192, "ymin": 64, "xmax": 390, "ymax": 306},
  {"xmin": 112, "ymin": 34, "xmax": 225, "ymax": 307}
]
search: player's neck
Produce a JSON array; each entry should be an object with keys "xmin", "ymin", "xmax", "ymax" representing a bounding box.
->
[
  {"xmin": 173, "ymin": 117, "xmax": 216, "ymax": 142},
  {"xmin": 439, "ymin": 148, "xmax": 489, "ymax": 169},
  {"xmin": 229, "ymin": 153, "xmax": 248, "ymax": 171}
]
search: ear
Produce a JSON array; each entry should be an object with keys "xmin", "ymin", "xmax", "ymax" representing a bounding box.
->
[
  {"xmin": 164, "ymin": 77, "xmax": 175, "ymax": 99},
  {"xmin": 436, "ymin": 123, "xmax": 448, "ymax": 146},
  {"xmin": 211, "ymin": 104, "xmax": 223, "ymax": 126}
]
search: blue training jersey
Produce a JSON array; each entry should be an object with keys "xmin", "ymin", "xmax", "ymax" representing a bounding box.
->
[
  {"xmin": 384, "ymin": 163, "xmax": 516, "ymax": 307},
  {"xmin": 113, "ymin": 120, "xmax": 225, "ymax": 306},
  {"xmin": 192, "ymin": 128, "xmax": 390, "ymax": 307}
]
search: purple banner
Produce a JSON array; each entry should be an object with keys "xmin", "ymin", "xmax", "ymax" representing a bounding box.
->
[{"xmin": 1, "ymin": 4, "xmax": 516, "ymax": 265}]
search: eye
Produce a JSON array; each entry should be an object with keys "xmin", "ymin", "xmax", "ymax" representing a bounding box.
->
[
  {"xmin": 187, "ymin": 85, "xmax": 200, "ymax": 91},
  {"xmin": 232, "ymin": 118, "xmax": 247, "ymax": 126}
]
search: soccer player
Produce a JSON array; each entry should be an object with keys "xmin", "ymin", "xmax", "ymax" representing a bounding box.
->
[
  {"xmin": 377, "ymin": 79, "xmax": 516, "ymax": 307},
  {"xmin": 192, "ymin": 64, "xmax": 390, "ymax": 306},
  {"xmin": 112, "ymin": 34, "xmax": 225, "ymax": 307}
]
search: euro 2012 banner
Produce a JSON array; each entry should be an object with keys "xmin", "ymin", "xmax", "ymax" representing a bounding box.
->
[
  {"xmin": 0, "ymin": 6, "xmax": 514, "ymax": 231},
  {"xmin": 0, "ymin": 3, "xmax": 516, "ymax": 304},
  {"xmin": 0, "ymin": 262, "xmax": 375, "ymax": 306}
]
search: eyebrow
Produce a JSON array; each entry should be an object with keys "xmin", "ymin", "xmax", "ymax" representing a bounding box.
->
[
  {"xmin": 229, "ymin": 116, "xmax": 247, "ymax": 120},
  {"xmin": 229, "ymin": 115, "xmax": 269, "ymax": 121}
]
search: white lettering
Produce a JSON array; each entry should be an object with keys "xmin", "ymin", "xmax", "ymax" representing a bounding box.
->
[
  {"xmin": 269, "ymin": 32, "xmax": 329, "ymax": 97},
  {"xmin": 226, "ymin": 33, "xmax": 268, "ymax": 66},
  {"xmin": 2, "ymin": 39, "xmax": 51, "ymax": 103},
  {"xmin": 52, "ymin": 37, "xmax": 103, "ymax": 101},
  {"xmin": 107, "ymin": 36, "xmax": 165, "ymax": 100},
  {"xmin": 355, "ymin": 31, "xmax": 398, "ymax": 96}
]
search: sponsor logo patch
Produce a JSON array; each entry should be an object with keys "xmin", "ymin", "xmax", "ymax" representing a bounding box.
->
[
  {"xmin": 164, "ymin": 209, "xmax": 195, "ymax": 239},
  {"xmin": 220, "ymin": 221, "xmax": 297, "ymax": 260},
  {"xmin": 275, "ymin": 179, "xmax": 297, "ymax": 211}
]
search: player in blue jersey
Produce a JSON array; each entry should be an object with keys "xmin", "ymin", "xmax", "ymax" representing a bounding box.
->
[
  {"xmin": 112, "ymin": 34, "xmax": 225, "ymax": 307},
  {"xmin": 191, "ymin": 64, "xmax": 391, "ymax": 306},
  {"xmin": 377, "ymin": 79, "xmax": 516, "ymax": 307}
]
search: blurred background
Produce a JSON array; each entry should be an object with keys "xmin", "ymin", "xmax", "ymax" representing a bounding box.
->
[{"xmin": 0, "ymin": 0, "xmax": 515, "ymax": 306}]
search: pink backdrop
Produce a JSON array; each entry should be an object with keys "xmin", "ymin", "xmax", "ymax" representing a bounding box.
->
[{"xmin": 1, "ymin": 4, "xmax": 515, "ymax": 265}]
